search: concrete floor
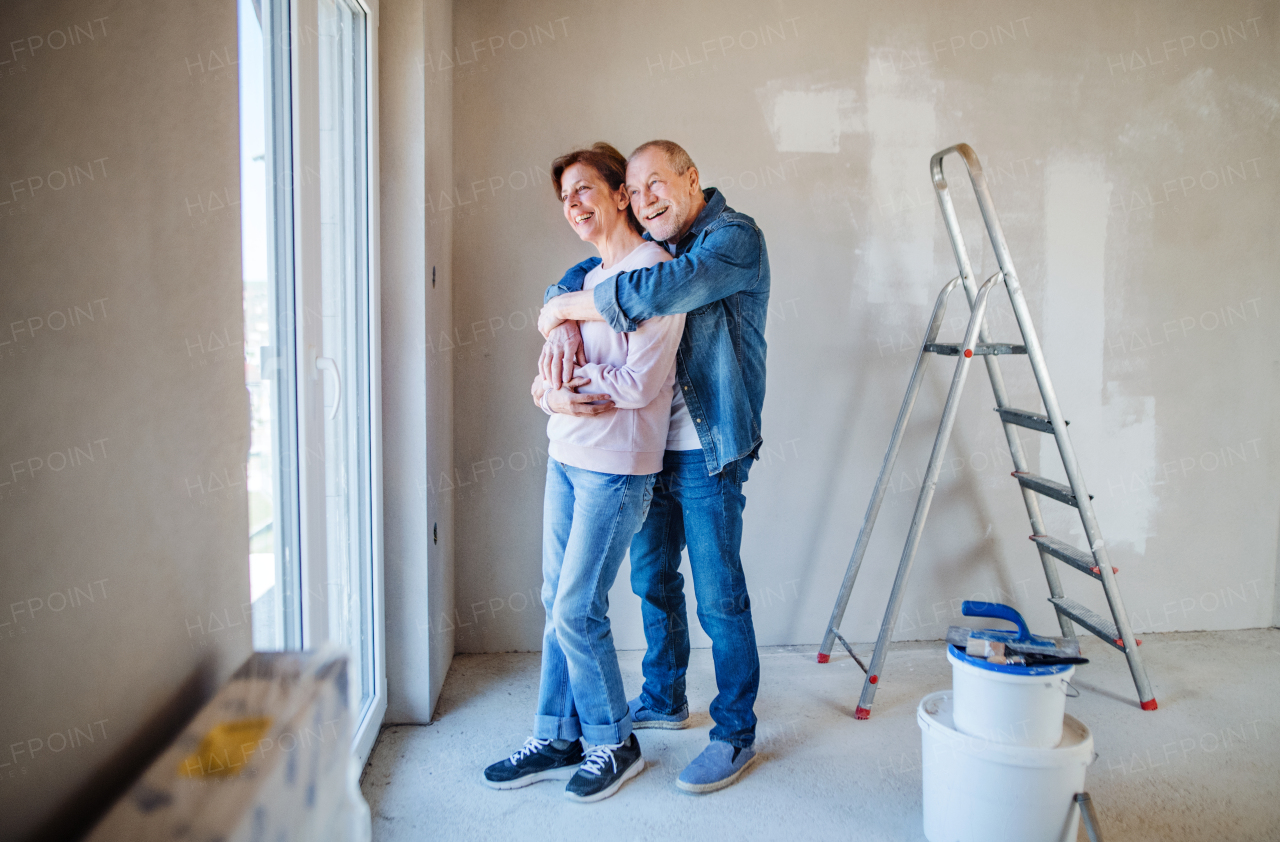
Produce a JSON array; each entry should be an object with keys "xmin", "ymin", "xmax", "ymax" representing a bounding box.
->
[{"xmin": 361, "ymin": 630, "xmax": 1280, "ymax": 841}]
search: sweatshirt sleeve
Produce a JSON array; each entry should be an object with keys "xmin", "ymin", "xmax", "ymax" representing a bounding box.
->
[{"xmin": 573, "ymin": 312, "xmax": 685, "ymax": 410}]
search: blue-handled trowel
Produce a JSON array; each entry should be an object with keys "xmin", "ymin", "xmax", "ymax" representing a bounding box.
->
[{"xmin": 945, "ymin": 601, "xmax": 1081, "ymax": 657}]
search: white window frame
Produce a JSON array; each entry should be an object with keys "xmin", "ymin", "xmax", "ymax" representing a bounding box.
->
[{"xmin": 289, "ymin": 0, "xmax": 385, "ymax": 764}]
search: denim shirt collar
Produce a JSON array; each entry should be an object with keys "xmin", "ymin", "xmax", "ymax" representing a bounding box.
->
[{"xmin": 645, "ymin": 188, "xmax": 726, "ymax": 256}]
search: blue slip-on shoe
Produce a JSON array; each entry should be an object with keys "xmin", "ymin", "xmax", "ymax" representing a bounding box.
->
[
  {"xmin": 676, "ymin": 741, "xmax": 757, "ymax": 794},
  {"xmin": 628, "ymin": 696, "xmax": 690, "ymax": 730}
]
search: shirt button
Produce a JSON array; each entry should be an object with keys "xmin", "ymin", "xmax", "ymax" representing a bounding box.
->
[{"xmin": 696, "ymin": 419, "xmax": 701, "ymax": 423}]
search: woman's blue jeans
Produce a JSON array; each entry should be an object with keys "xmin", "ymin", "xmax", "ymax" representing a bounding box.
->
[
  {"xmin": 629, "ymin": 449, "xmax": 760, "ymax": 748},
  {"xmin": 535, "ymin": 458, "xmax": 655, "ymax": 745}
]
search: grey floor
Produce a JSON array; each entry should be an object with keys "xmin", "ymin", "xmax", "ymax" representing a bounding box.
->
[{"xmin": 361, "ymin": 630, "xmax": 1280, "ymax": 841}]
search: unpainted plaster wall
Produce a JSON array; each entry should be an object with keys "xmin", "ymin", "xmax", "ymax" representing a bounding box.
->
[
  {"xmin": 380, "ymin": 0, "xmax": 456, "ymax": 724},
  {"xmin": 448, "ymin": 0, "xmax": 1279, "ymax": 654},
  {"xmin": 0, "ymin": 1, "xmax": 251, "ymax": 838}
]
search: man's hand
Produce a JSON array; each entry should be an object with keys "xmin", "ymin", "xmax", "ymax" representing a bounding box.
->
[
  {"xmin": 531, "ymin": 374, "xmax": 547, "ymax": 407},
  {"xmin": 545, "ymin": 378, "xmax": 614, "ymax": 417},
  {"xmin": 538, "ymin": 290, "xmax": 604, "ymax": 338},
  {"xmin": 539, "ymin": 322, "xmax": 586, "ymax": 390},
  {"xmin": 538, "ymin": 300, "xmax": 569, "ymax": 338}
]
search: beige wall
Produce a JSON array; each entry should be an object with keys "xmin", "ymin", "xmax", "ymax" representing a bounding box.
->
[
  {"xmin": 450, "ymin": 0, "xmax": 1278, "ymax": 654},
  {"xmin": 422, "ymin": 0, "xmax": 458, "ymax": 711},
  {"xmin": 0, "ymin": 1, "xmax": 251, "ymax": 839},
  {"xmin": 380, "ymin": 0, "xmax": 455, "ymax": 723}
]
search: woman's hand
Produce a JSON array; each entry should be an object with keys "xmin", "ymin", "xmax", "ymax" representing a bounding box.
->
[
  {"xmin": 532, "ymin": 373, "xmax": 613, "ymax": 415},
  {"xmin": 545, "ymin": 377, "xmax": 614, "ymax": 417},
  {"xmin": 539, "ymin": 322, "xmax": 586, "ymax": 390}
]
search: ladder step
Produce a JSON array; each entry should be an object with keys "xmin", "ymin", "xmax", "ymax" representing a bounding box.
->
[
  {"xmin": 1031, "ymin": 535, "xmax": 1116, "ymax": 579},
  {"xmin": 995, "ymin": 407, "xmax": 1067, "ymax": 433},
  {"xmin": 1012, "ymin": 471, "xmax": 1092, "ymax": 507},
  {"xmin": 925, "ymin": 342, "xmax": 1027, "ymax": 356},
  {"xmin": 1049, "ymin": 597, "xmax": 1129, "ymax": 651}
]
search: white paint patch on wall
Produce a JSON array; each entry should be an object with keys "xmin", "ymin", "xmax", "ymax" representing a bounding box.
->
[
  {"xmin": 1038, "ymin": 159, "xmax": 1156, "ymax": 553},
  {"xmin": 860, "ymin": 65, "xmax": 938, "ymax": 305},
  {"xmin": 765, "ymin": 89, "xmax": 842, "ymax": 153},
  {"xmin": 756, "ymin": 81, "xmax": 862, "ymax": 154},
  {"xmin": 1094, "ymin": 390, "xmax": 1157, "ymax": 554}
]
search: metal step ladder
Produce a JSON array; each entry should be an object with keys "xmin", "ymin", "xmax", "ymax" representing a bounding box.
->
[{"xmin": 817, "ymin": 143, "xmax": 1157, "ymax": 717}]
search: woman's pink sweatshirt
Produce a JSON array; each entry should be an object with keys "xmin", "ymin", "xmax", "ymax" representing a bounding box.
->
[{"xmin": 539, "ymin": 241, "xmax": 682, "ymax": 476}]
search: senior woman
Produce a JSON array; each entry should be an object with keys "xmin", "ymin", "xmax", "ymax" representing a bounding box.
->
[{"xmin": 482, "ymin": 143, "xmax": 681, "ymax": 803}]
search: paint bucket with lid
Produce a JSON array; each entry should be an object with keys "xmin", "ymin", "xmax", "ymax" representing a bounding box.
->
[
  {"xmin": 947, "ymin": 644, "xmax": 1075, "ymax": 747},
  {"xmin": 947, "ymin": 601, "xmax": 1080, "ymax": 748},
  {"xmin": 918, "ymin": 691, "xmax": 1093, "ymax": 842}
]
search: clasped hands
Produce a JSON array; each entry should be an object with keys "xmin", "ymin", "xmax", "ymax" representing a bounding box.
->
[{"xmin": 530, "ymin": 313, "xmax": 615, "ymax": 417}]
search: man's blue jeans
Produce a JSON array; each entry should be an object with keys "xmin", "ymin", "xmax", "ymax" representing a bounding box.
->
[
  {"xmin": 630, "ymin": 449, "xmax": 759, "ymax": 748},
  {"xmin": 535, "ymin": 458, "xmax": 654, "ymax": 745}
]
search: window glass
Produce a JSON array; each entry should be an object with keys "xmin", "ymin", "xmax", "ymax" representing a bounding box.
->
[{"xmin": 239, "ymin": 0, "xmax": 301, "ymax": 652}]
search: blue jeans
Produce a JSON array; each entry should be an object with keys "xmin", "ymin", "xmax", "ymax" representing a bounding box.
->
[
  {"xmin": 630, "ymin": 449, "xmax": 759, "ymax": 748},
  {"xmin": 535, "ymin": 458, "xmax": 655, "ymax": 745}
]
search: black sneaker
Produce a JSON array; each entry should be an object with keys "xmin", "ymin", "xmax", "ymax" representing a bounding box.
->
[
  {"xmin": 564, "ymin": 734, "xmax": 644, "ymax": 803},
  {"xmin": 483, "ymin": 737, "xmax": 584, "ymax": 790}
]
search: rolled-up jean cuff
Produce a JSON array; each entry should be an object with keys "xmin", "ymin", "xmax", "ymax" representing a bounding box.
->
[
  {"xmin": 580, "ymin": 711, "xmax": 633, "ymax": 746},
  {"xmin": 534, "ymin": 714, "xmax": 582, "ymax": 742}
]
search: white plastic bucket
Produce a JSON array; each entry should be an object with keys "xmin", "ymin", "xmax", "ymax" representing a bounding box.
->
[
  {"xmin": 947, "ymin": 645, "xmax": 1075, "ymax": 748},
  {"xmin": 918, "ymin": 691, "xmax": 1093, "ymax": 842}
]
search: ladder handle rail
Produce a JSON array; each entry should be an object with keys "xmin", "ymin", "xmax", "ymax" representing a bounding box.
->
[
  {"xmin": 818, "ymin": 277, "xmax": 962, "ymax": 659},
  {"xmin": 933, "ymin": 144, "xmax": 1154, "ymax": 704},
  {"xmin": 856, "ymin": 272, "xmax": 1002, "ymax": 716},
  {"xmin": 931, "ymin": 149, "xmax": 983, "ymax": 310},
  {"xmin": 931, "ymin": 144, "xmax": 1019, "ymax": 295}
]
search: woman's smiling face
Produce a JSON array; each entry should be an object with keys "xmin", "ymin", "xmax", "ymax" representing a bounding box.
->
[{"xmin": 560, "ymin": 162, "xmax": 624, "ymax": 243}]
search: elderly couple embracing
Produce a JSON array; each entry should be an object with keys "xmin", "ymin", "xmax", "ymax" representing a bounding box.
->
[{"xmin": 481, "ymin": 141, "xmax": 771, "ymax": 803}]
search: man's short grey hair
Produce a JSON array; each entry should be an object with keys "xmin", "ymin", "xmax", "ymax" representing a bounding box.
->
[{"xmin": 630, "ymin": 140, "xmax": 696, "ymax": 176}]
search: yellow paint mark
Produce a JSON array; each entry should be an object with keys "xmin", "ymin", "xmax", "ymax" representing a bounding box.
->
[{"xmin": 177, "ymin": 717, "xmax": 273, "ymax": 778}]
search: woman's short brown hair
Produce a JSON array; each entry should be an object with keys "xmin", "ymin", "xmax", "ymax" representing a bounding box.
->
[{"xmin": 550, "ymin": 143, "xmax": 643, "ymax": 234}]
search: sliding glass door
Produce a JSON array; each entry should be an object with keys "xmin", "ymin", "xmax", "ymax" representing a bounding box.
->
[{"xmin": 238, "ymin": 0, "xmax": 384, "ymax": 761}]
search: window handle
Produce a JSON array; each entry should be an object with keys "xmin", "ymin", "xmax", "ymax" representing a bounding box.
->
[
  {"xmin": 260, "ymin": 346, "xmax": 278, "ymax": 380},
  {"xmin": 315, "ymin": 356, "xmax": 342, "ymax": 420}
]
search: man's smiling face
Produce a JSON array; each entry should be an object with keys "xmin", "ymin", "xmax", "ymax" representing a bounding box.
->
[{"xmin": 626, "ymin": 147, "xmax": 701, "ymax": 244}]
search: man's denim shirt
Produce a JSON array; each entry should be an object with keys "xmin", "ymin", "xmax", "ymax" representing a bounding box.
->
[{"xmin": 544, "ymin": 188, "xmax": 769, "ymax": 476}]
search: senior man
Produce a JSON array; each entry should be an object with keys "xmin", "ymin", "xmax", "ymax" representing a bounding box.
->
[{"xmin": 534, "ymin": 140, "xmax": 770, "ymax": 793}]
